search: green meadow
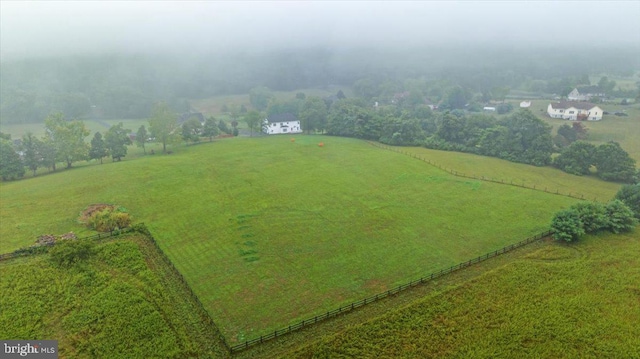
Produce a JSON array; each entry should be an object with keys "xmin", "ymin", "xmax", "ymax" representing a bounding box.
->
[
  {"xmin": 284, "ymin": 230, "xmax": 640, "ymax": 358},
  {"xmin": 0, "ymin": 135, "xmax": 611, "ymax": 341},
  {"xmin": 526, "ymin": 100, "xmax": 640, "ymax": 162},
  {"xmin": 0, "ymin": 234, "xmax": 228, "ymax": 358}
]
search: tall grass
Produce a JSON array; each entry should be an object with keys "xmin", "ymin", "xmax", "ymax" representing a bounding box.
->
[
  {"xmin": 0, "ymin": 234, "xmax": 229, "ymax": 358},
  {"xmin": 286, "ymin": 230, "xmax": 640, "ymax": 358}
]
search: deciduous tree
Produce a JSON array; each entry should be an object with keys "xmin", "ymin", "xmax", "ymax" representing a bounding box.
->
[
  {"xmin": 148, "ymin": 102, "xmax": 178, "ymax": 153},
  {"xmin": 594, "ymin": 141, "xmax": 636, "ymax": 183},
  {"xmin": 20, "ymin": 132, "xmax": 42, "ymax": 176},
  {"xmin": 243, "ymin": 110, "xmax": 263, "ymax": 137},
  {"xmin": 202, "ymin": 117, "xmax": 219, "ymax": 141},
  {"xmin": 300, "ymin": 96, "xmax": 328, "ymax": 134},
  {"xmin": 0, "ymin": 139, "xmax": 24, "ymax": 181},
  {"xmin": 43, "ymin": 113, "xmax": 90, "ymax": 169},
  {"xmin": 105, "ymin": 123, "xmax": 132, "ymax": 161},
  {"xmin": 181, "ymin": 118, "xmax": 202, "ymax": 144},
  {"xmin": 553, "ymin": 141, "xmax": 596, "ymax": 176}
]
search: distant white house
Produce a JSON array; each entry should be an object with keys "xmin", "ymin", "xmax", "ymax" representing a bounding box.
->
[
  {"xmin": 483, "ymin": 106, "xmax": 496, "ymax": 112},
  {"xmin": 567, "ymin": 88, "xmax": 589, "ymax": 101},
  {"xmin": 567, "ymin": 87, "xmax": 606, "ymax": 102},
  {"xmin": 519, "ymin": 101, "xmax": 531, "ymax": 108},
  {"xmin": 547, "ymin": 101, "xmax": 603, "ymax": 121},
  {"xmin": 263, "ymin": 113, "xmax": 303, "ymax": 135}
]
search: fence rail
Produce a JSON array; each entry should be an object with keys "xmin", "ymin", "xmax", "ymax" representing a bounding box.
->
[
  {"xmin": 0, "ymin": 222, "xmax": 555, "ymax": 354},
  {"xmin": 367, "ymin": 141, "xmax": 600, "ymax": 202},
  {"xmin": 229, "ymin": 229, "xmax": 554, "ymax": 353},
  {"xmin": 0, "ymin": 227, "xmax": 135, "ymax": 262}
]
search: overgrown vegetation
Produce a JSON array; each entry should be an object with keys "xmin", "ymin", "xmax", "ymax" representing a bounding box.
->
[
  {"xmin": 283, "ymin": 232, "xmax": 640, "ymax": 358},
  {"xmin": 78, "ymin": 204, "xmax": 131, "ymax": 232},
  {"xmin": 0, "ymin": 234, "xmax": 228, "ymax": 358}
]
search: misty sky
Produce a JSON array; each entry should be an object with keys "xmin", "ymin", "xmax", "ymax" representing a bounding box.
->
[{"xmin": 1, "ymin": 1, "xmax": 639, "ymax": 59}]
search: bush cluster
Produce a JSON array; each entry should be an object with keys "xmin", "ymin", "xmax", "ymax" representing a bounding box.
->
[
  {"xmin": 79, "ymin": 204, "xmax": 132, "ymax": 232},
  {"xmin": 48, "ymin": 239, "xmax": 94, "ymax": 268},
  {"xmin": 551, "ymin": 199, "xmax": 637, "ymax": 242}
]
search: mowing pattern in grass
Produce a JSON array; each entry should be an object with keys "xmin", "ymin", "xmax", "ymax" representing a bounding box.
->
[
  {"xmin": 1, "ymin": 135, "xmax": 587, "ymax": 341},
  {"xmin": 374, "ymin": 142, "xmax": 621, "ymax": 202},
  {"xmin": 288, "ymin": 230, "xmax": 640, "ymax": 358},
  {"xmin": 0, "ymin": 234, "xmax": 229, "ymax": 358}
]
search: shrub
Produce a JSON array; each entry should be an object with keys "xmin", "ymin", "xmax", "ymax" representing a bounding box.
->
[
  {"xmin": 615, "ymin": 184, "xmax": 640, "ymax": 219},
  {"xmin": 572, "ymin": 202, "xmax": 608, "ymax": 233},
  {"xmin": 80, "ymin": 204, "xmax": 131, "ymax": 232},
  {"xmin": 49, "ymin": 240, "xmax": 94, "ymax": 268},
  {"xmin": 605, "ymin": 200, "xmax": 638, "ymax": 234},
  {"xmin": 551, "ymin": 209, "xmax": 585, "ymax": 242}
]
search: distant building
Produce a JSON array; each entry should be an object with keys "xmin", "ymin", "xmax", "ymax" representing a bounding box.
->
[
  {"xmin": 263, "ymin": 113, "xmax": 303, "ymax": 135},
  {"xmin": 519, "ymin": 101, "xmax": 531, "ymax": 108},
  {"xmin": 567, "ymin": 87, "xmax": 606, "ymax": 102},
  {"xmin": 547, "ymin": 101, "xmax": 603, "ymax": 121},
  {"xmin": 483, "ymin": 106, "xmax": 496, "ymax": 112}
]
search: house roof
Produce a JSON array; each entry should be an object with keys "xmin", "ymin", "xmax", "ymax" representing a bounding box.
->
[
  {"xmin": 550, "ymin": 101, "xmax": 599, "ymax": 110},
  {"xmin": 267, "ymin": 113, "xmax": 298, "ymax": 123},
  {"xmin": 577, "ymin": 85, "xmax": 604, "ymax": 94}
]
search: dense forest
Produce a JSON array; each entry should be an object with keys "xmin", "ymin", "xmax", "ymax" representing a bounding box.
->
[{"xmin": 1, "ymin": 46, "xmax": 638, "ymax": 123}]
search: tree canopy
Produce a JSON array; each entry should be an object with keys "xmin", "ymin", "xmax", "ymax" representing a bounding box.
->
[
  {"xmin": 105, "ymin": 123, "xmax": 132, "ymax": 161},
  {"xmin": 148, "ymin": 102, "xmax": 178, "ymax": 153},
  {"xmin": 43, "ymin": 113, "xmax": 90, "ymax": 169}
]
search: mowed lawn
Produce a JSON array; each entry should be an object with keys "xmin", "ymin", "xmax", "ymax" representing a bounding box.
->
[
  {"xmin": 287, "ymin": 230, "xmax": 640, "ymax": 358},
  {"xmin": 392, "ymin": 145, "xmax": 620, "ymax": 202},
  {"xmin": 526, "ymin": 100, "xmax": 640, "ymax": 162},
  {"xmin": 0, "ymin": 135, "xmax": 593, "ymax": 341}
]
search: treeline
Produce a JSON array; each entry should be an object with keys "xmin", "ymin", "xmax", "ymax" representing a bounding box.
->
[
  {"xmin": 248, "ymin": 87, "xmax": 638, "ymax": 183},
  {"xmin": 2, "ymin": 46, "xmax": 638, "ymax": 124},
  {"xmin": 0, "ymin": 103, "xmax": 259, "ymax": 181}
]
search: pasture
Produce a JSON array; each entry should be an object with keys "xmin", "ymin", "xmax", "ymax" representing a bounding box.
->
[
  {"xmin": 0, "ymin": 234, "xmax": 228, "ymax": 358},
  {"xmin": 285, "ymin": 230, "xmax": 640, "ymax": 358},
  {"xmin": 526, "ymin": 100, "xmax": 640, "ymax": 162},
  {"xmin": 0, "ymin": 135, "xmax": 603, "ymax": 341}
]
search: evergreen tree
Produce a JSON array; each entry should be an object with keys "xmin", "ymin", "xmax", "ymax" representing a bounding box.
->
[
  {"xmin": 89, "ymin": 132, "xmax": 108, "ymax": 164},
  {"xmin": 135, "ymin": 125, "xmax": 148, "ymax": 154}
]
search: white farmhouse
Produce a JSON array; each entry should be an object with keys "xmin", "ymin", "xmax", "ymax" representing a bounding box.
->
[
  {"xmin": 567, "ymin": 88, "xmax": 590, "ymax": 101},
  {"xmin": 263, "ymin": 113, "xmax": 303, "ymax": 135},
  {"xmin": 547, "ymin": 101, "xmax": 603, "ymax": 121}
]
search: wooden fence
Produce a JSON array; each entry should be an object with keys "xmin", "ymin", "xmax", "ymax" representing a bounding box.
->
[
  {"xmin": 367, "ymin": 141, "xmax": 600, "ymax": 202},
  {"xmin": 0, "ymin": 227, "xmax": 135, "ymax": 262},
  {"xmin": 0, "ymin": 223, "xmax": 555, "ymax": 354},
  {"xmin": 230, "ymin": 229, "xmax": 554, "ymax": 353}
]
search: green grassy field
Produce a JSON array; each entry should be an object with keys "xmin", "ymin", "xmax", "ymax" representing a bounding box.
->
[
  {"xmin": 386, "ymin": 145, "xmax": 620, "ymax": 202},
  {"xmin": 283, "ymin": 230, "xmax": 640, "ymax": 358},
  {"xmin": 525, "ymin": 100, "xmax": 640, "ymax": 162},
  {"xmin": 0, "ymin": 234, "xmax": 228, "ymax": 358},
  {"xmin": 0, "ymin": 135, "xmax": 606, "ymax": 341}
]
